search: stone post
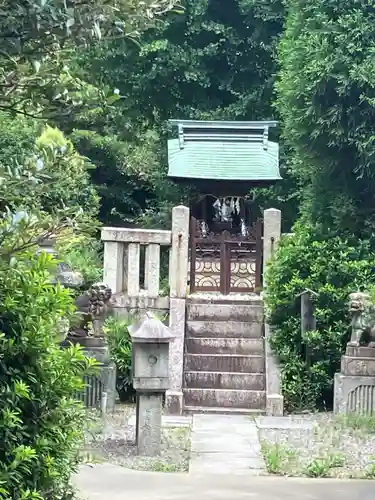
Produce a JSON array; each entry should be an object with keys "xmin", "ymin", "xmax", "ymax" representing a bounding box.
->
[
  {"xmin": 103, "ymin": 241, "xmax": 124, "ymax": 294},
  {"xmin": 166, "ymin": 205, "xmax": 190, "ymax": 415},
  {"xmin": 263, "ymin": 208, "xmax": 284, "ymax": 416},
  {"xmin": 145, "ymin": 244, "xmax": 161, "ymax": 298},
  {"xmin": 129, "ymin": 313, "xmax": 175, "ymax": 456},
  {"xmin": 124, "ymin": 243, "xmax": 140, "ymax": 296}
]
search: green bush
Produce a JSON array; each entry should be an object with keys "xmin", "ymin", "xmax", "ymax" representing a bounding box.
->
[
  {"xmin": 0, "ymin": 113, "xmax": 41, "ymax": 167},
  {"xmin": 266, "ymin": 223, "xmax": 375, "ymax": 412},
  {"xmin": 0, "ymin": 125, "xmax": 100, "ymax": 243},
  {"xmin": 104, "ymin": 317, "xmax": 135, "ymax": 403},
  {"xmin": 276, "ymin": 0, "xmax": 375, "ymax": 239},
  {"xmin": 57, "ymin": 237, "xmax": 103, "ymax": 288},
  {"xmin": 0, "ymin": 252, "xmax": 97, "ymax": 499}
]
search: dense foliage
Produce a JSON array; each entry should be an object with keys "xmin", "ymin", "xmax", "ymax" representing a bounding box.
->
[
  {"xmin": 104, "ymin": 317, "xmax": 135, "ymax": 403},
  {"xmin": 266, "ymin": 0, "xmax": 375, "ymax": 410},
  {"xmin": 0, "ymin": 117, "xmax": 100, "ymax": 496},
  {"xmin": 277, "ymin": 0, "xmax": 375, "ymax": 237},
  {"xmin": 0, "ymin": 253, "xmax": 97, "ymax": 499},
  {"xmin": 83, "ymin": 0, "xmax": 284, "ymax": 124},
  {"xmin": 0, "ymin": 1, "xmax": 181, "ymax": 496},
  {"xmin": 266, "ymin": 225, "xmax": 375, "ymax": 411},
  {"xmin": 68, "ymin": 0, "xmax": 292, "ymax": 227},
  {"xmin": 0, "ymin": 0, "xmax": 181, "ymax": 118}
]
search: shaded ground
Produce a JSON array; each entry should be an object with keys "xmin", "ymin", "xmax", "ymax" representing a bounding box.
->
[
  {"xmin": 82, "ymin": 405, "xmax": 375, "ymax": 479},
  {"xmin": 83, "ymin": 404, "xmax": 191, "ymax": 472},
  {"xmin": 75, "ymin": 463, "xmax": 375, "ymax": 500},
  {"xmin": 257, "ymin": 413, "xmax": 375, "ymax": 478}
]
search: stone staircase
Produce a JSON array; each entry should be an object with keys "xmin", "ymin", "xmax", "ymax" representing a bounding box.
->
[{"xmin": 183, "ymin": 297, "xmax": 266, "ymax": 414}]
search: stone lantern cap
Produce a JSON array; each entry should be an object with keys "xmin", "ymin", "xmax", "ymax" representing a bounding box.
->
[{"xmin": 129, "ymin": 312, "xmax": 175, "ymax": 344}]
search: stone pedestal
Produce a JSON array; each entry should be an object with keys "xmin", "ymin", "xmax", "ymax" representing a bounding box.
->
[
  {"xmin": 84, "ymin": 343, "xmax": 117, "ymax": 412},
  {"xmin": 334, "ymin": 346, "xmax": 375, "ymax": 415},
  {"xmin": 64, "ymin": 338, "xmax": 117, "ymax": 412}
]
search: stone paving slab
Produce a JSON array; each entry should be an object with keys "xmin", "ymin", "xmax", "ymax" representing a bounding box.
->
[
  {"xmin": 255, "ymin": 416, "xmax": 317, "ymax": 448},
  {"xmin": 75, "ymin": 464, "xmax": 375, "ymax": 500},
  {"xmin": 189, "ymin": 453, "xmax": 266, "ymax": 474},
  {"xmin": 192, "ymin": 414, "xmax": 255, "ymax": 428},
  {"xmin": 255, "ymin": 416, "xmax": 316, "ymax": 430},
  {"xmin": 189, "ymin": 414, "xmax": 265, "ymax": 475},
  {"xmin": 191, "ymin": 438, "xmax": 261, "ymax": 455}
]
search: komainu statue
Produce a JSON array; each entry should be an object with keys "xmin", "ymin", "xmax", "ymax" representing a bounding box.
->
[
  {"xmin": 348, "ymin": 292, "xmax": 375, "ymax": 348},
  {"xmin": 66, "ymin": 282, "xmax": 113, "ymax": 341},
  {"xmin": 87, "ymin": 282, "xmax": 113, "ymax": 320}
]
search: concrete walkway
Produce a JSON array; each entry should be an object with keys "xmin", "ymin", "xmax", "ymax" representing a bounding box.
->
[
  {"xmin": 189, "ymin": 414, "xmax": 265, "ymax": 475},
  {"xmin": 75, "ymin": 464, "xmax": 374, "ymax": 499}
]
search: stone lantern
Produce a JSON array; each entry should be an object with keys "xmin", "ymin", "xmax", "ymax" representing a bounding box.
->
[
  {"xmin": 129, "ymin": 312, "xmax": 175, "ymax": 456},
  {"xmin": 38, "ymin": 237, "xmax": 84, "ymax": 289}
]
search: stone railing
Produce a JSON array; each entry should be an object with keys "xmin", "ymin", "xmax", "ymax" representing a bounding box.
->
[
  {"xmin": 101, "ymin": 205, "xmax": 190, "ymax": 414},
  {"xmin": 102, "ymin": 226, "xmax": 170, "ymax": 314},
  {"xmin": 102, "ymin": 206, "xmax": 189, "ymax": 315}
]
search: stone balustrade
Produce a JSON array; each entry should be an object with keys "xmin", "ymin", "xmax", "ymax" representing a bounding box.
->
[{"xmin": 101, "ymin": 205, "xmax": 190, "ymax": 414}]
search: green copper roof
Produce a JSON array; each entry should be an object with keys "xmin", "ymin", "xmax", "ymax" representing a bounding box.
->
[{"xmin": 167, "ymin": 120, "xmax": 281, "ymax": 182}]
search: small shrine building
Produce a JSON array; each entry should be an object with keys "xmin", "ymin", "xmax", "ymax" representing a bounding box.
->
[{"xmin": 167, "ymin": 120, "xmax": 281, "ymax": 295}]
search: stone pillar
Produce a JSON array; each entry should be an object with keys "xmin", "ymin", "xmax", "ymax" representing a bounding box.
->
[
  {"xmin": 125, "ymin": 242, "xmax": 140, "ymax": 296},
  {"xmin": 103, "ymin": 242, "xmax": 124, "ymax": 294},
  {"xmin": 263, "ymin": 208, "xmax": 284, "ymax": 416},
  {"xmin": 263, "ymin": 208, "xmax": 282, "ymax": 280},
  {"xmin": 145, "ymin": 244, "xmax": 160, "ymax": 298},
  {"xmin": 166, "ymin": 205, "xmax": 189, "ymax": 415},
  {"xmin": 136, "ymin": 393, "xmax": 163, "ymax": 456},
  {"xmin": 169, "ymin": 205, "xmax": 190, "ymax": 299}
]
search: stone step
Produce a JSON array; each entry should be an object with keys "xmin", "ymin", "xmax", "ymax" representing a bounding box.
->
[
  {"xmin": 188, "ymin": 295, "xmax": 263, "ymax": 305},
  {"xmin": 187, "ymin": 302, "xmax": 264, "ymax": 322},
  {"xmin": 184, "ymin": 405, "xmax": 264, "ymax": 416},
  {"xmin": 186, "ymin": 337, "xmax": 264, "ymax": 355},
  {"xmin": 184, "ymin": 371, "xmax": 265, "ymax": 390},
  {"xmin": 185, "ymin": 354, "xmax": 265, "ymax": 373},
  {"xmin": 186, "ymin": 320, "xmax": 263, "ymax": 339},
  {"xmin": 184, "ymin": 388, "xmax": 266, "ymax": 409}
]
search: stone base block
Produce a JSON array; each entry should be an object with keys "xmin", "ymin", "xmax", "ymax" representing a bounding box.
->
[
  {"xmin": 334, "ymin": 372, "xmax": 375, "ymax": 415},
  {"xmin": 341, "ymin": 355, "xmax": 375, "ymax": 377},
  {"xmin": 266, "ymin": 394, "xmax": 284, "ymax": 416},
  {"xmin": 346, "ymin": 346, "xmax": 375, "ymax": 358},
  {"xmin": 67, "ymin": 344, "xmax": 117, "ymax": 412},
  {"xmin": 165, "ymin": 390, "xmax": 184, "ymax": 415}
]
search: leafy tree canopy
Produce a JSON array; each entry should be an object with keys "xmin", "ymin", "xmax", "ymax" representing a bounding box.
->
[
  {"xmin": 0, "ymin": 0, "xmax": 180, "ymax": 118},
  {"xmin": 67, "ymin": 0, "xmax": 293, "ymax": 227},
  {"xmin": 277, "ymin": 0, "xmax": 375, "ymax": 238}
]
